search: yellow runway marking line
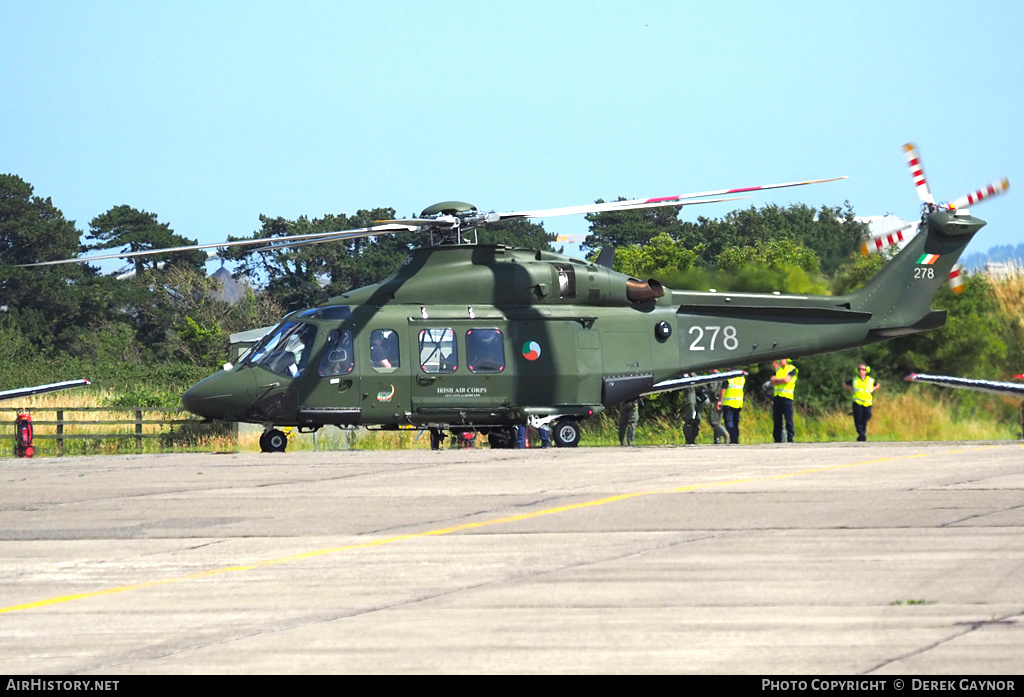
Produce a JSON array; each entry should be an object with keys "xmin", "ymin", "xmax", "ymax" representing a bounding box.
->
[{"xmin": 0, "ymin": 445, "xmax": 1009, "ymax": 615}]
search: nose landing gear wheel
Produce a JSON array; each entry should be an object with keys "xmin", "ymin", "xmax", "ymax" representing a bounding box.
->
[
  {"xmin": 260, "ymin": 429, "xmax": 288, "ymax": 453},
  {"xmin": 553, "ymin": 419, "xmax": 581, "ymax": 448}
]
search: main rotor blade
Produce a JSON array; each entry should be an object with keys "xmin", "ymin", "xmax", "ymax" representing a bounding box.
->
[
  {"xmin": 905, "ymin": 373, "xmax": 1024, "ymax": 397},
  {"xmin": 0, "ymin": 379, "xmax": 90, "ymax": 402},
  {"xmin": 18, "ymin": 224, "xmax": 419, "ymax": 267},
  {"xmin": 494, "ymin": 195, "xmax": 751, "ymax": 221},
  {"xmin": 493, "ymin": 177, "xmax": 846, "ymax": 221},
  {"xmin": 377, "ymin": 217, "xmax": 458, "ymax": 228},
  {"xmin": 249, "ymin": 225, "xmax": 421, "ymax": 253},
  {"xmin": 947, "ymin": 178, "xmax": 1010, "ymax": 210},
  {"xmin": 903, "ymin": 143, "xmax": 935, "ymax": 205}
]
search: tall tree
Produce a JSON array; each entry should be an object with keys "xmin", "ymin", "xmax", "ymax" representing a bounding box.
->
[
  {"xmin": 476, "ymin": 218, "xmax": 555, "ymax": 251},
  {"xmin": 87, "ymin": 205, "xmax": 205, "ymax": 275},
  {"xmin": 674, "ymin": 203, "xmax": 866, "ymax": 276},
  {"xmin": 583, "ymin": 201, "xmax": 682, "ymax": 252},
  {"xmin": 223, "ymin": 208, "xmax": 403, "ymax": 310},
  {"xmin": 0, "ymin": 173, "xmax": 81, "ymax": 265},
  {"xmin": 0, "ymin": 174, "xmax": 101, "ymax": 353}
]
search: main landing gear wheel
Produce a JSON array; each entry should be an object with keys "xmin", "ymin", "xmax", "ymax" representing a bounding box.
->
[
  {"xmin": 260, "ymin": 429, "xmax": 288, "ymax": 453},
  {"xmin": 552, "ymin": 419, "xmax": 581, "ymax": 448}
]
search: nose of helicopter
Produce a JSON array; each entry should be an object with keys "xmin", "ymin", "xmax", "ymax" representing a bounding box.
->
[{"xmin": 182, "ymin": 369, "xmax": 255, "ymax": 421}]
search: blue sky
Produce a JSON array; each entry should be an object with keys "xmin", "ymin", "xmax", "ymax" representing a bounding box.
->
[{"xmin": 3, "ymin": 1, "xmax": 1021, "ymax": 271}]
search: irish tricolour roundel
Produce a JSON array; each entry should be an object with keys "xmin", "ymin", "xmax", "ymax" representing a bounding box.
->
[{"xmin": 522, "ymin": 341, "xmax": 541, "ymax": 361}]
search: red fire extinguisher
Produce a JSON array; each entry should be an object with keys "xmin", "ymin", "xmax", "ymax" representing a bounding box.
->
[{"xmin": 15, "ymin": 410, "xmax": 34, "ymax": 458}]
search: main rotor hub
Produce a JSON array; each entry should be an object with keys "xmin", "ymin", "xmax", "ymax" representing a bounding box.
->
[
  {"xmin": 420, "ymin": 201, "xmax": 484, "ymax": 245},
  {"xmin": 420, "ymin": 201, "xmax": 477, "ymax": 217}
]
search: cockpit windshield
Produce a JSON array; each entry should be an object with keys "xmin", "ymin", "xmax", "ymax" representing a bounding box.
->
[{"xmin": 246, "ymin": 322, "xmax": 318, "ymax": 377}]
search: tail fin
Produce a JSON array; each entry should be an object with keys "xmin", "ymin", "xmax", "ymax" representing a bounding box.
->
[{"xmin": 848, "ymin": 210, "xmax": 985, "ymax": 333}]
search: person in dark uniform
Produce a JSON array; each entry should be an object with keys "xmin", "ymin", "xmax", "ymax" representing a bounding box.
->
[
  {"xmin": 682, "ymin": 384, "xmax": 702, "ymax": 445},
  {"xmin": 619, "ymin": 399, "xmax": 639, "ymax": 446},
  {"xmin": 371, "ymin": 332, "xmax": 392, "ymax": 368}
]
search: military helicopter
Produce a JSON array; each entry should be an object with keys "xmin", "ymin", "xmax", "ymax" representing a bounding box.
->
[{"xmin": 24, "ymin": 145, "xmax": 1008, "ymax": 450}]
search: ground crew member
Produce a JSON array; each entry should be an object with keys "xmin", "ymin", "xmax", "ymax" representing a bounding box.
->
[
  {"xmin": 619, "ymin": 399, "xmax": 639, "ymax": 446},
  {"xmin": 770, "ymin": 358, "xmax": 798, "ymax": 443},
  {"xmin": 721, "ymin": 372, "xmax": 745, "ymax": 444},
  {"xmin": 517, "ymin": 423, "xmax": 551, "ymax": 448},
  {"xmin": 682, "ymin": 383, "xmax": 702, "ymax": 444},
  {"xmin": 703, "ymin": 372, "xmax": 729, "ymax": 445},
  {"xmin": 844, "ymin": 363, "xmax": 880, "ymax": 442},
  {"xmin": 682, "ymin": 380, "xmax": 726, "ymax": 445}
]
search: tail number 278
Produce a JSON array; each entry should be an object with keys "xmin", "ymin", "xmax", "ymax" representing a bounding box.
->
[{"xmin": 688, "ymin": 325, "xmax": 739, "ymax": 351}]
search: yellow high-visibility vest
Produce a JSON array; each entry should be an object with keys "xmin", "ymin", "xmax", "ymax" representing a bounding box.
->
[
  {"xmin": 852, "ymin": 376, "xmax": 875, "ymax": 406},
  {"xmin": 722, "ymin": 376, "xmax": 745, "ymax": 408},
  {"xmin": 774, "ymin": 365, "xmax": 798, "ymax": 400}
]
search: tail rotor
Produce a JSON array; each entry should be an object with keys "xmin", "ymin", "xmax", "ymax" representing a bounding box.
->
[
  {"xmin": 902, "ymin": 142, "xmax": 1009, "ymax": 213},
  {"xmin": 862, "ymin": 143, "xmax": 1011, "ymax": 294}
]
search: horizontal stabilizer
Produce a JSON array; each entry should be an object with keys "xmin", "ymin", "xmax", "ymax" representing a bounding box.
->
[{"xmin": 868, "ymin": 310, "xmax": 947, "ymax": 339}]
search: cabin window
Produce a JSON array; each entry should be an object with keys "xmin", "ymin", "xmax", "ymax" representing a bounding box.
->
[
  {"xmin": 370, "ymin": 329, "xmax": 400, "ymax": 371},
  {"xmin": 466, "ymin": 328, "xmax": 505, "ymax": 373},
  {"xmin": 419, "ymin": 328, "xmax": 457, "ymax": 374},
  {"xmin": 248, "ymin": 322, "xmax": 318, "ymax": 377},
  {"xmin": 318, "ymin": 328, "xmax": 354, "ymax": 376}
]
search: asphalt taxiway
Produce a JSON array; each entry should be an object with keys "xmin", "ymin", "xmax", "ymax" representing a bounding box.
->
[{"xmin": 2, "ymin": 441, "xmax": 1022, "ymax": 674}]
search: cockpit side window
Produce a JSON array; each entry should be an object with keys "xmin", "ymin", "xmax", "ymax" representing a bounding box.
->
[
  {"xmin": 249, "ymin": 322, "xmax": 318, "ymax": 377},
  {"xmin": 318, "ymin": 328, "xmax": 355, "ymax": 376},
  {"xmin": 419, "ymin": 328, "xmax": 457, "ymax": 374},
  {"xmin": 467, "ymin": 328, "xmax": 505, "ymax": 373}
]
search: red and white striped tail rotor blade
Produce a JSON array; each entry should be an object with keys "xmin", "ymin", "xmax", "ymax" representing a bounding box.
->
[
  {"xmin": 947, "ymin": 178, "xmax": 1010, "ymax": 210},
  {"xmin": 948, "ymin": 264, "xmax": 964, "ymax": 294},
  {"xmin": 860, "ymin": 222, "xmax": 916, "ymax": 255},
  {"xmin": 903, "ymin": 143, "xmax": 935, "ymax": 205}
]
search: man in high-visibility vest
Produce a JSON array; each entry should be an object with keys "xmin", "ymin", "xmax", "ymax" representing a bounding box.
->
[
  {"xmin": 770, "ymin": 358, "xmax": 798, "ymax": 443},
  {"xmin": 720, "ymin": 371, "xmax": 746, "ymax": 444},
  {"xmin": 844, "ymin": 363, "xmax": 880, "ymax": 442}
]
